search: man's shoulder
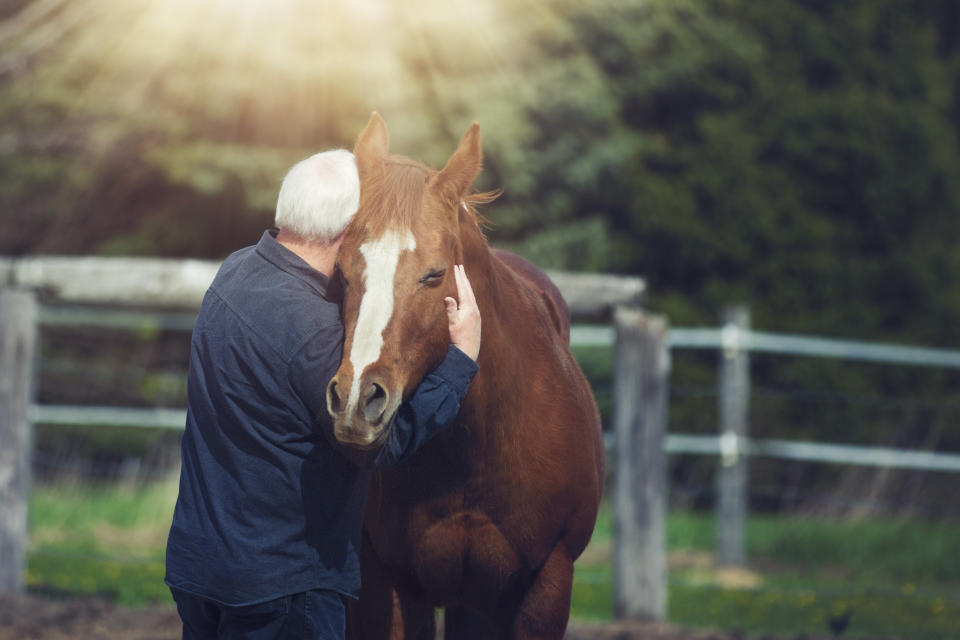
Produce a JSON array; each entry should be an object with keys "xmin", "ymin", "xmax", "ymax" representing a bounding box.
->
[
  {"xmin": 211, "ymin": 244, "xmax": 258, "ymax": 284},
  {"xmin": 201, "ymin": 248, "xmax": 342, "ymax": 361}
]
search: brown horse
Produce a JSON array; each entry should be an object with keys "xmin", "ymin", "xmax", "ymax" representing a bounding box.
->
[{"xmin": 326, "ymin": 113, "xmax": 604, "ymax": 640}]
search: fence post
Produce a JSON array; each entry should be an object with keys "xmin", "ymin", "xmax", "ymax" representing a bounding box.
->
[
  {"xmin": 612, "ymin": 307, "xmax": 669, "ymax": 621},
  {"xmin": 716, "ymin": 305, "xmax": 750, "ymax": 566},
  {"xmin": 0, "ymin": 289, "xmax": 38, "ymax": 592}
]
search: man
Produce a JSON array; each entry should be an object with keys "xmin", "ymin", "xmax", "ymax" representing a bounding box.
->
[{"xmin": 165, "ymin": 149, "xmax": 481, "ymax": 639}]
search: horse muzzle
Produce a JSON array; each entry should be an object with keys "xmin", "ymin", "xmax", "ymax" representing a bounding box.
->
[{"xmin": 326, "ymin": 373, "xmax": 401, "ymax": 450}]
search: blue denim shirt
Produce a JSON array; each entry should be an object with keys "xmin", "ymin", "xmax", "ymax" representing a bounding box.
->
[{"xmin": 165, "ymin": 230, "xmax": 477, "ymax": 606}]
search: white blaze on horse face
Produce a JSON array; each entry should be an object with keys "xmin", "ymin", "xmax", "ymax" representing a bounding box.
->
[{"xmin": 346, "ymin": 228, "xmax": 418, "ymax": 416}]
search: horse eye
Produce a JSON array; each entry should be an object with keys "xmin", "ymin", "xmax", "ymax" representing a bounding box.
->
[{"xmin": 419, "ymin": 268, "xmax": 446, "ymax": 286}]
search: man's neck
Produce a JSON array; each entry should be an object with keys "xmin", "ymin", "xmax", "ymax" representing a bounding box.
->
[{"xmin": 276, "ymin": 229, "xmax": 340, "ymax": 276}]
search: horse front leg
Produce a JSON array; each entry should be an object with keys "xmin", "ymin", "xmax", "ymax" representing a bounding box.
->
[
  {"xmin": 508, "ymin": 544, "xmax": 573, "ymax": 640},
  {"xmin": 348, "ymin": 536, "xmax": 435, "ymax": 640},
  {"xmin": 347, "ymin": 582, "xmax": 436, "ymax": 640}
]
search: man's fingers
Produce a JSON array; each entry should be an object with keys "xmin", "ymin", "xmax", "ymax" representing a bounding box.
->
[
  {"xmin": 453, "ymin": 265, "xmax": 465, "ymax": 302},
  {"xmin": 456, "ymin": 266, "xmax": 468, "ymax": 304},
  {"xmin": 444, "ymin": 296, "xmax": 458, "ymax": 317},
  {"xmin": 465, "ymin": 268, "xmax": 478, "ymax": 309},
  {"xmin": 455, "ymin": 265, "xmax": 478, "ymax": 311},
  {"xmin": 446, "ymin": 265, "xmax": 481, "ymax": 362}
]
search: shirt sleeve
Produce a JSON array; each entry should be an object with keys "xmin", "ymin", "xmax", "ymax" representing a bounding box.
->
[{"xmin": 371, "ymin": 344, "xmax": 478, "ymax": 468}]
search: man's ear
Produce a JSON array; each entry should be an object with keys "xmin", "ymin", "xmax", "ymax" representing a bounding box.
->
[
  {"xmin": 354, "ymin": 112, "xmax": 390, "ymax": 179},
  {"xmin": 431, "ymin": 123, "xmax": 482, "ymax": 205}
]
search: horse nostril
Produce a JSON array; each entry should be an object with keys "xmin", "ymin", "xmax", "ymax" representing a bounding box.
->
[
  {"xmin": 326, "ymin": 380, "xmax": 342, "ymax": 417},
  {"xmin": 362, "ymin": 382, "xmax": 388, "ymax": 424}
]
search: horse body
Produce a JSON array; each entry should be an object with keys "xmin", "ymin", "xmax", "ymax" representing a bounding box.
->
[{"xmin": 330, "ymin": 114, "xmax": 603, "ymax": 640}]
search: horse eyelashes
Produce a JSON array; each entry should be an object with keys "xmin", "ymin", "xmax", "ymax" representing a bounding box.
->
[{"xmin": 419, "ymin": 269, "xmax": 446, "ymax": 286}]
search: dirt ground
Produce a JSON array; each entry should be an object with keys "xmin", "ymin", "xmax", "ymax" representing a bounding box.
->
[{"xmin": 0, "ymin": 593, "xmax": 849, "ymax": 640}]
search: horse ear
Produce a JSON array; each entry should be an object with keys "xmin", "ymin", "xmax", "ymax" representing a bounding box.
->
[
  {"xmin": 432, "ymin": 122, "xmax": 482, "ymax": 205},
  {"xmin": 354, "ymin": 112, "xmax": 390, "ymax": 177}
]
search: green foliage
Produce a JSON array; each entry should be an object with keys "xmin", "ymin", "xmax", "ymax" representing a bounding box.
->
[
  {"xmin": 28, "ymin": 481, "xmax": 178, "ymax": 605},
  {"xmin": 570, "ymin": 343, "xmax": 614, "ymax": 426},
  {"xmin": 3, "ymin": 0, "xmax": 960, "ymax": 351},
  {"xmin": 27, "ymin": 552, "xmax": 169, "ymax": 606},
  {"xmin": 748, "ymin": 514, "xmax": 960, "ymax": 583},
  {"xmin": 666, "ymin": 580, "xmax": 959, "ymax": 640},
  {"xmin": 539, "ymin": 0, "xmax": 960, "ymax": 344},
  {"xmin": 572, "ymin": 506, "xmax": 960, "ymax": 638}
]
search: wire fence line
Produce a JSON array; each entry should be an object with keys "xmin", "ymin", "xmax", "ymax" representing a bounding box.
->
[
  {"xmin": 29, "ymin": 320, "xmax": 960, "ymax": 474},
  {"xmin": 36, "ymin": 402, "xmax": 960, "ymax": 471},
  {"xmin": 665, "ymin": 434, "xmax": 960, "ymax": 473},
  {"xmin": 38, "ymin": 306, "xmax": 199, "ymax": 331},
  {"xmin": 577, "ymin": 322, "xmax": 960, "ymax": 476},
  {"xmin": 39, "ymin": 308, "xmax": 960, "ymax": 371},
  {"xmin": 30, "ymin": 405, "xmax": 187, "ymax": 430},
  {"xmin": 15, "ymin": 263, "xmax": 960, "ymax": 482},
  {"xmin": 20, "ymin": 299, "xmax": 960, "ymax": 505},
  {"xmin": 572, "ymin": 325, "xmax": 960, "ymax": 369}
]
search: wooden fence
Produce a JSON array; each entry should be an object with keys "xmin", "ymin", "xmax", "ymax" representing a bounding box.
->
[
  {"xmin": 0, "ymin": 256, "xmax": 670, "ymax": 620},
  {"xmin": 672, "ymin": 306, "xmax": 960, "ymax": 566},
  {"xmin": 0, "ymin": 290, "xmax": 37, "ymax": 593},
  {"xmin": 9, "ymin": 256, "xmax": 960, "ymax": 620},
  {"xmin": 578, "ymin": 307, "xmax": 960, "ymax": 566}
]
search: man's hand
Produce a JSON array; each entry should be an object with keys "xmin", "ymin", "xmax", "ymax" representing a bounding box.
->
[{"xmin": 444, "ymin": 265, "xmax": 481, "ymax": 362}]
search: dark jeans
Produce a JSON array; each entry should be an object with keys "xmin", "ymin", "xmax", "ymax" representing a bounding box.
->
[{"xmin": 171, "ymin": 588, "xmax": 347, "ymax": 640}]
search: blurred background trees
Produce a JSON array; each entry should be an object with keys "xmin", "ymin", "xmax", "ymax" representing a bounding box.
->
[
  {"xmin": 7, "ymin": 4, "xmax": 960, "ymax": 627},
  {"xmin": 3, "ymin": 0, "xmax": 960, "ymax": 343}
]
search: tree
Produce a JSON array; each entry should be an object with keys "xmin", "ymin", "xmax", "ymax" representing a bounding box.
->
[{"xmin": 496, "ymin": 0, "xmax": 960, "ymax": 345}]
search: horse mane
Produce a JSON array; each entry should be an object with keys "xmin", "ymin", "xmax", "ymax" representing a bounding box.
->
[
  {"xmin": 462, "ymin": 189, "xmax": 501, "ymax": 233},
  {"xmin": 351, "ymin": 154, "xmax": 500, "ymax": 237}
]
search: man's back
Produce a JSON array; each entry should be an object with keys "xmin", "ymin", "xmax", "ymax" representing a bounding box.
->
[{"xmin": 165, "ymin": 230, "xmax": 367, "ymax": 606}]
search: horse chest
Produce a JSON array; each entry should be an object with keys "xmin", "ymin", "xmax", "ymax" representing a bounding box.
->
[
  {"xmin": 365, "ymin": 408, "xmax": 590, "ymax": 601},
  {"xmin": 408, "ymin": 508, "xmax": 524, "ymax": 604}
]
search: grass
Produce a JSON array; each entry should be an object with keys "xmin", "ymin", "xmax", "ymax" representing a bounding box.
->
[
  {"xmin": 27, "ymin": 479, "xmax": 177, "ymax": 605},
  {"xmin": 26, "ymin": 481, "xmax": 960, "ymax": 638},
  {"xmin": 573, "ymin": 504, "xmax": 960, "ymax": 639}
]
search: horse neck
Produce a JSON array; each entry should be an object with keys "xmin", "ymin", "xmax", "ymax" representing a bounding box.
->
[
  {"xmin": 452, "ymin": 227, "xmax": 557, "ymax": 467},
  {"xmin": 457, "ymin": 223, "xmax": 526, "ymax": 394}
]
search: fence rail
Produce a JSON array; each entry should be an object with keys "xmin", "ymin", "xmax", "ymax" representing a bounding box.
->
[
  {"xmin": 666, "ymin": 434, "xmax": 960, "ymax": 473},
  {"xmin": 33, "ymin": 405, "xmax": 960, "ymax": 474},
  {"xmin": 574, "ymin": 325, "xmax": 960, "ymax": 369},
  {"xmin": 29, "ymin": 405, "xmax": 188, "ymax": 430},
  {"xmin": 30, "ymin": 320, "xmax": 960, "ymax": 477},
  {"xmin": 0, "ymin": 256, "xmax": 647, "ymax": 317},
  {"xmin": 585, "ymin": 323, "xmax": 960, "ymax": 476},
  {"xmin": 7, "ymin": 255, "xmax": 960, "ymax": 616}
]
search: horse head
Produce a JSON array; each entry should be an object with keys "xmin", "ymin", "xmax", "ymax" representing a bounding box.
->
[{"xmin": 326, "ymin": 112, "xmax": 486, "ymax": 449}]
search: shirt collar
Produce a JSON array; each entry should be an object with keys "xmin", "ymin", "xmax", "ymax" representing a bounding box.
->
[{"xmin": 255, "ymin": 229, "xmax": 340, "ymax": 302}]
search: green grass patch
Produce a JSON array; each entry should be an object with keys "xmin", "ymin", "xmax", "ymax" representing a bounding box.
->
[
  {"xmin": 27, "ymin": 483, "xmax": 960, "ymax": 637},
  {"xmin": 28, "ymin": 479, "xmax": 178, "ymax": 606},
  {"xmin": 572, "ymin": 504, "xmax": 960, "ymax": 639},
  {"xmin": 27, "ymin": 551, "xmax": 169, "ymax": 605},
  {"xmin": 667, "ymin": 578, "xmax": 959, "ymax": 640},
  {"xmin": 747, "ymin": 514, "xmax": 960, "ymax": 582}
]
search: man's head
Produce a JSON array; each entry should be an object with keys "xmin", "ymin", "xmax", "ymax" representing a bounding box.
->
[{"xmin": 275, "ymin": 149, "xmax": 360, "ymax": 244}]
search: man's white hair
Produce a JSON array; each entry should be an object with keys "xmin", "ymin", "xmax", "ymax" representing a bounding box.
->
[{"xmin": 275, "ymin": 149, "xmax": 360, "ymax": 243}]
